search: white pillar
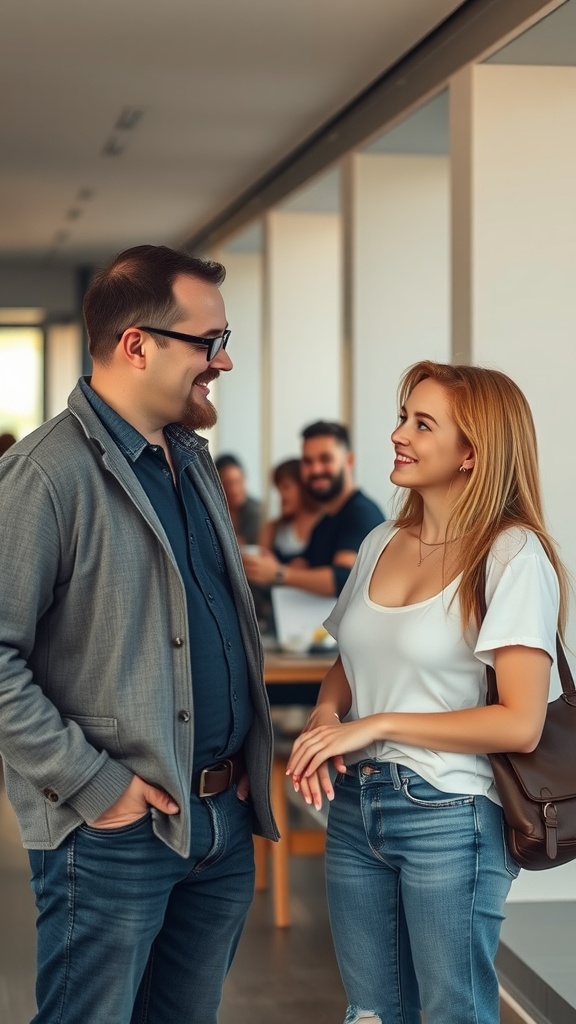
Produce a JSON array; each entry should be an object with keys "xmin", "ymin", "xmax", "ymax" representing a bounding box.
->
[
  {"xmin": 451, "ymin": 61, "xmax": 576, "ymax": 901},
  {"xmin": 45, "ymin": 323, "xmax": 82, "ymax": 418},
  {"xmin": 347, "ymin": 151, "xmax": 450, "ymax": 515},
  {"xmin": 215, "ymin": 248, "xmax": 264, "ymax": 496},
  {"xmin": 264, "ymin": 210, "xmax": 342, "ymax": 468}
]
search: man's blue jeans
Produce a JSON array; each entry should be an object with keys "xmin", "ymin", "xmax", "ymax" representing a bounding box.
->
[
  {"xmin": 28, "ymin": 786, "xmax": 255, "ymax": 1024},
  {"xmin": 325, "ymin": 761, "xmax": 520, "ymax": 1024}
]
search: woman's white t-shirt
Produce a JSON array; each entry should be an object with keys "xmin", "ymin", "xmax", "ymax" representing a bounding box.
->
[{"xmin": 324, "ymin": 521, "xmax": 559, "ymax": 802}]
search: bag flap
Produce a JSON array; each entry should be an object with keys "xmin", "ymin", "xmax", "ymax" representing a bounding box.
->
[{"xmin": 495, "ymin": 695, "xmax": 576, "ymax": 802}]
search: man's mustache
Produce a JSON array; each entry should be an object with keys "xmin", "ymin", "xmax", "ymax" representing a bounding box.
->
[{"xmin": 194, "ymin": 370, "xmax": 220, "ymax": 387}]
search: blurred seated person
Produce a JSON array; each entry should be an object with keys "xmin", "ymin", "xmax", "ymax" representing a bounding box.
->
[
  {"xmin": 215, "ymin": 452, "xmax": 263, "ymax": 546},
  {"xmin": 0, "ymin": 432, "xmax": 17, "ymax": 457},
  {"xmin": 259, "ymin": 458, "xmax": 321, "ymax": 562},
  {"xmin": 243, "ymin": 421, "xmax": 384, "ymax": 598}
]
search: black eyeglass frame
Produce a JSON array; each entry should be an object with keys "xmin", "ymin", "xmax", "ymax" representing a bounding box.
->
[{"xmin": 137, "ymin": 325, "xmax": 231, "ymax": 362}]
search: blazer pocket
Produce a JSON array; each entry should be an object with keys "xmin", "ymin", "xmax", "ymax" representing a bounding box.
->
[{"xmin": 62, "ymin": 714, "xmax": 126, "ymax": 758}]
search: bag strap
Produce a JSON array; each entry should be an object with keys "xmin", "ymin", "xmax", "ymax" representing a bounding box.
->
[{"xmin": 476, "ymin": 555, "xmax": 576, "ymax": 706}]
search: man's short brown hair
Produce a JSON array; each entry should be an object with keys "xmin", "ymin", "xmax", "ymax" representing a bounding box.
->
[{"xmin": 83, "ymin": 244, "xmax": 226, "ymax": 364}]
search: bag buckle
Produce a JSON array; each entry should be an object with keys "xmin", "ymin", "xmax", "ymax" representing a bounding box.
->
[{"xmin": 543, "ymin": 801, "xmax": 558, "ymax": 860}]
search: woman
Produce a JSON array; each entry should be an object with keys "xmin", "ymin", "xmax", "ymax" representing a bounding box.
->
[
  {"xmin": 259, "ymin": 458, "xmax": 320, "ymax": 562},
  {"xmin": 286, "ymin": 361, "xmax": 568, "ymax": 1024}
]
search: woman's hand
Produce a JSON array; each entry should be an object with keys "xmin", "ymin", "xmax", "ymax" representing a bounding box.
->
[
  {"xmin": 287, "ymin": 716, "xmax": 382, "ymax": 782},
  {"xmin": 295, "ymin": 763, "xmax": 335, "ymax": 810}
]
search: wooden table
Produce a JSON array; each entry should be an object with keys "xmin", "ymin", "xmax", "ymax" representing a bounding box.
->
[
  {"xmin": 259, "ymin": 650, "xmax": 337, "ymax": 926},
  {"xmin": 264, "ymin": 650, "xmax": 336, "ymax": 685}
]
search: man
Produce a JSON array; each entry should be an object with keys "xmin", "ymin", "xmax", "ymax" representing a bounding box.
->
[
  {"xmin": 243, "ymin": 421, "xmax": 384, "ymax": 597},
  {"xmin": 215, "ymin": 452, "xmax": 263, "ymax": 546},
  {"xmin": 0, "ymin": 244, "xmax": 277, "ymax": 1024}
]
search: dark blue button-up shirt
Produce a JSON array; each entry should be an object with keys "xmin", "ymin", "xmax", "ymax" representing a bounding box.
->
[{"xmin": 80, "ymin": 378, "xmax": 253, "ymax": 773}]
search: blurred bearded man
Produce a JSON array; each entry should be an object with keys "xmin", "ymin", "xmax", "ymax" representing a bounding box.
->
[{"xmin": 242, "ymin": 420, "xmax": 384, "ymax": 597}]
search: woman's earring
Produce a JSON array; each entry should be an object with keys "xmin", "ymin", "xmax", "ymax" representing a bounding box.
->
[{"xmin": 459, "ymin": 465, "xmax": 469, "ymax": 473}]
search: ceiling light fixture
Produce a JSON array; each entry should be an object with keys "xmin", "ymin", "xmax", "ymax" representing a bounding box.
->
[
  {"xmin": 101, "ymin": 136, "xmax": 125, "ymax": 157},
  {"xmin": 115, "ymin": 107, "xmax": 145, "ymax": 131}
]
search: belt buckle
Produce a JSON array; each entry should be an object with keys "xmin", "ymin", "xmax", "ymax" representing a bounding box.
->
[{"xmin": 198, "ymin": 758, "xmax": 233, "ymax": 798}]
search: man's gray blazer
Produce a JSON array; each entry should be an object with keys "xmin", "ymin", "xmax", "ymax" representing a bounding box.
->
[{"xmin": 0, "ymin": 383, "xmax": 278, "ymax": 857}]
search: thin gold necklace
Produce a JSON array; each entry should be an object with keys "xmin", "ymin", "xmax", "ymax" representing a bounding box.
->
[{"xmin": 417, "ymin": 525, "xmax": 449, "ymax": 567}]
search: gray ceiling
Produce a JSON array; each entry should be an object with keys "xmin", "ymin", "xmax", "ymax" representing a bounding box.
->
[
  {"xmin": 487, "ymin": 0, "xmax": 576, "ymax": 65},
  {"xmin": 0, "ymin": 0, "xmax": 468, "ymax": 266}
]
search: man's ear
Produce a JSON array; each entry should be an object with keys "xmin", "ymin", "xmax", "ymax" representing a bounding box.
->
[{"xmin": 118, "ymin": 329, "xmax": 146, "ymax": 367}]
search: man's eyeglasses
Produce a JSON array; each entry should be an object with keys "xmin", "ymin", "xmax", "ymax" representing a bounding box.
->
[{"xmin": 137, "ymin": 325, "xmax": 231, "ymax": 362}]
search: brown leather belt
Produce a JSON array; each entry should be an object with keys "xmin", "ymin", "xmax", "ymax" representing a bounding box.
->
[{"xmin": 193, "ymin": 752, "xmax": 245, "ymax": 798}]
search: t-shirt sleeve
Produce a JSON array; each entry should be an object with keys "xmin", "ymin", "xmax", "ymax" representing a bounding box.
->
[{"xmin": 474, "ymin": 531, "xmax": 559, "ymax": 669}]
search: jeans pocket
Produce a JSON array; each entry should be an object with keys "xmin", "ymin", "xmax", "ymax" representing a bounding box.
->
[
  {"xmin": 79, "ymin": 810, "xmax": 152, "ymax": 836},
  {"xmin": 401, "ymin": 774, "xmax": 475, "ymax": 809},
  {"xmin": 501, "ymin": 816, "xmax": 521, "ymax": 878}
]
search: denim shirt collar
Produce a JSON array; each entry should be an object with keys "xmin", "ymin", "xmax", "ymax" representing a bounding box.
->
[{"xmin": 78, "ymin": 377, "xmax": 209, "ymax": 466}]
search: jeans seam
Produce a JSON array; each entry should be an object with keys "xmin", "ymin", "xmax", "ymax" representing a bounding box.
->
[
  {"xmin": 136, "ymin": 945, "xmax": 154, "ymax": 1023},
  {"xmin": 400, "ymin": 779, "xmax": 474, "ymax": 808},
  {"xmin": 55, "ymin": 834, "xmax": 77, "ymax": 1024},
  {"xmin": 468, "ymin": 801, "xmax": 480, "ymax": 1024}
]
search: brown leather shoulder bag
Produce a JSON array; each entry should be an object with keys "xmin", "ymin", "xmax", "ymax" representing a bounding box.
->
[{"xmin": 478, "ymin": 566, "xmax": 576, "ymax": 870}]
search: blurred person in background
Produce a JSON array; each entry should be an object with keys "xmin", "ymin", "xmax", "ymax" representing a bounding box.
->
[
  {"xmin": 259, "ymin": 457, "xmax": 321, "ymax": 562},
  {"xmin": 0, "ymin": 431, "xmax": 16, "ymax": 456},
  {"xmin": 215, "ymin": 452, "xmax": 263, "ymax": 547}
]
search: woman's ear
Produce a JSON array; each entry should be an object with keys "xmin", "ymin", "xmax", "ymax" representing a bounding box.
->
[{"xmin": 460, "ymin": 449, "xmax": 475, "ymax": 473}]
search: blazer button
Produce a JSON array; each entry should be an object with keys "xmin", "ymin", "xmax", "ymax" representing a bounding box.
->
[
  {"xmin": 178, "ymin": 709, "xmax": 191, "ymax": 723},
  {"xmin": 172, "ymin": 636, "xmax": 184, "ymax": 648},
  {"xmin": 43, "ymin": 788, "xmax": 59, "ymax": 802}
]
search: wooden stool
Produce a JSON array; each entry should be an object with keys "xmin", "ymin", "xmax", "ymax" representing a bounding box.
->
[{"xmin": 255, "ymin": 739, "xmax": 325, "ymax": 927}]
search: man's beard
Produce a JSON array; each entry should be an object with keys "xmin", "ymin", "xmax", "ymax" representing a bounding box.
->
[
  {"xmin": 304, "ymin": 469, "xmax": 345, "ymax": 504},
  {"xmin": 181, "ymin": 371, "xmax": 219, "ymax": 430},
  {"xmin": 182, "ymin": 396, "xmax": 217, "ymax": 430}
]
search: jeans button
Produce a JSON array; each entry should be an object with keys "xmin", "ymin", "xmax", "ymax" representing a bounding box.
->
[{"xmin": 177, "ymin": 709, "xmax": 191, "ymax": 723}]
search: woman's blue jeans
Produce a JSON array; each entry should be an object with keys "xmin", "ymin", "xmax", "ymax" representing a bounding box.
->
[
  {"xmin": 325, "ymin": 761, "xmax": 520, "ymax": 1024},
  {"xmin": 28, "ymin": 786, "xmax": 255, "ymax": 1024}
]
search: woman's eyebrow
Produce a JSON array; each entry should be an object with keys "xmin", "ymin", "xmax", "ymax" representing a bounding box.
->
[{"xmin": 406, "ymin": 409, "xmax": 439, "ymax": 426}]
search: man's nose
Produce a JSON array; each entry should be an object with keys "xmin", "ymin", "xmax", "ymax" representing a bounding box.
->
[{"xmin": 211, "ymin": 348, "xmax": 233, "ymax": 371}]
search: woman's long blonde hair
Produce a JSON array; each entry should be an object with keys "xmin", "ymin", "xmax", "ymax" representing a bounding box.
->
[{"xmin": 394, "ymin": 361, "xmax": 569, "ymax": 636}]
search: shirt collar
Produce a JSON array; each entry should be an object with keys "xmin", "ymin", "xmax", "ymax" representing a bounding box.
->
[{"xmin": 79, "ymin": 377, "xmax": 148, "ymax": 463}]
